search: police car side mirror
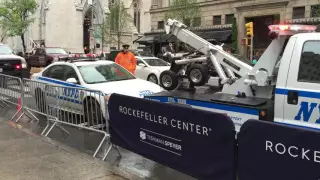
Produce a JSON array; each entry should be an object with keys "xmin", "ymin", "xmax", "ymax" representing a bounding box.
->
[{"xmin": 66, "ymin": 78, "xmax": 78, "ymax": 84}]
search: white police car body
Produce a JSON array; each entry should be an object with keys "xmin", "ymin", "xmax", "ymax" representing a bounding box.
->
[{"xmin": 30, "ymin": 60, "xmax": 163, "ymax": 119}]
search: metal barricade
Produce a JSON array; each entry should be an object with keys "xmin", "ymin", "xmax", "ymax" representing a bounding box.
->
[
  {"xmin": 41, "ymin": 84, "xmax": 116, "ymax": 159},
  {"xmin": 13, "ymin": 78, "xmax": 52, "ymax": 123},
  {"xmin": 0, "ymin": 74, "xmax": 23, "ymax": 120}
]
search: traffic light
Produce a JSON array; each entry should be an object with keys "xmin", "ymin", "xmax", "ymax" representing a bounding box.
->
[{"xmin": 245, "ymin": 22, "xmax": 254, "ymax": 37}]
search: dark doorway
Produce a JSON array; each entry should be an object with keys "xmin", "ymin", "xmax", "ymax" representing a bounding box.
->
[
  {"xmin": 246, "ymin": 15, "xmax": 277, "ymax": 57},
  {"xmin": 83, "ymin": 8, "xmax": 94, "ymax": 54}
]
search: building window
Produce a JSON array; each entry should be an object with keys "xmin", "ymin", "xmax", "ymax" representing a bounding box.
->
[
  {"xmin": 292, "ymin": 7, "xmax": 305, "ymax": 19},
  {"xmin": 311, "ymin": 5, "xmax": 320, "ymax": 17},
  {"xmin": 158, "ymin": 21, "xmax": 164, "ymax": 29},
  {"xmin": 213, "ymin": 15, "xmax": 221, "ymax": 25},
  {"xmin": 193, "ymin": 17, "xmax": 201, "ymax": 27},
  {"xmin": 151, "ymin": 0, "xmax": 162, "ymax": 9},
  {"xmin": 225, "ymin": 14, "xmax": 234, "ymax": 24}
]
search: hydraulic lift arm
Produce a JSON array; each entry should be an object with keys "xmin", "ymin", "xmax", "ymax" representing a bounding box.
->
[{"xmin": 165, "ymin": 19, "xmax": 253, "ymax": 84}]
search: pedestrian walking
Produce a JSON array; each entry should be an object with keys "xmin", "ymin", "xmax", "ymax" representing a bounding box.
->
[{"xmin": 115, "ymin": 44, "xmax": 137, "ymax": 74}]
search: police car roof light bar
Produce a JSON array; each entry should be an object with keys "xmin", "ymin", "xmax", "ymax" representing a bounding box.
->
[
  {"xmin": 268, "ymin": 24, "xmax": 317, "ymax": 32},
  {"xmin": 69, "ymin": 58, "xmax": 98, "ymax": 63}
]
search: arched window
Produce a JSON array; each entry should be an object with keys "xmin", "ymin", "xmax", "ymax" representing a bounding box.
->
[{"xmin": 133, "ymin": 0, "xmax": 141, "ymax": 32}]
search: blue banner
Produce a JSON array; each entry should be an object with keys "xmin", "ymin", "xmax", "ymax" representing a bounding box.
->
[
  {"xmin": 238, "ymin": 120, "xmax": 320, "ymax": 180},
  {"xmin": 108, "ymin": 94, "xmax": 236, "ymax": 180}
]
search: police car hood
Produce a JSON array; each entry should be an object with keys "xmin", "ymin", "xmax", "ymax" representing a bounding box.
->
[{"xmin": 85, "ymin": 78, "xmax": 163, "ymax": 98}]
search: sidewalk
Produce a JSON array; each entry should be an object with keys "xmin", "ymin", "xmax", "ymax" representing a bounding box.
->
[{"xmin": 0, "ymin": 119, "xmax": 136, "ymax": 180}]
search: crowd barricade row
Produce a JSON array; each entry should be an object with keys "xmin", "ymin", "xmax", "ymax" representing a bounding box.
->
[
  {"xmin": 0, "ymin": 73, "xmax": 118, "ymax": 160},
  {"xmin": 0, "ymin": 73, "xmax": 319, "ymax": 179}
]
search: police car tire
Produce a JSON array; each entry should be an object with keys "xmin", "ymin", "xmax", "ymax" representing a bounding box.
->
[
  {"xmin": 84, "ymin": 98, "xmax": 103, "ymax": 127},
  {"xmin": 187, "ymin": 64, "xmax": 209, "ymax": 86},
  {"xmin": 160, "ymin": 70, "xmax": 179, "ymax": 91}
]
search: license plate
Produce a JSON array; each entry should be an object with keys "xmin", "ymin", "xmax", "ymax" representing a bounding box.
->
[{"xmin": 0, "ymin": 68, "xmax": 3, "ymax": 72}]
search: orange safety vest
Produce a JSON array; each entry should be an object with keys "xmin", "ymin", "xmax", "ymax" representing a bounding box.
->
[{"xmin": 115, "ymin": 51, "xmax": 137, "ymax": 74}]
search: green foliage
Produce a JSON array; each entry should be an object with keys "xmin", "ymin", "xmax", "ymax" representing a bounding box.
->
[
  {"xmin": 311, "ymin": 5, "xmax": 320, "ymax": 18},
  {"xmin": 0, "ymin": 0, "xmax": 37, "ymax": 37},
  {"xmin": 274, "ymin": 14, "xmax": 280, "ymax": 24},
  {"xmin": 0, "ymin": 0, "xmax": 37, "ymax": 52},
  {"xmin": 165, "ymin": 0, "xmax": 200, "ymax": 27},
  {"xmin": 102, "ymin": 0, "xmax": 132, "ymax": 49},
  {"xmin": 231, "ymin": 17, "xmax": 238, "ymax": 54}
]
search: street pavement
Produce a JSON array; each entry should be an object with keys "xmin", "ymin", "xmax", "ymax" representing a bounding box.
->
[
  {"xmin": 0, "ymin": 116, "xmax": 137, "ymax": 180},
  {"xmin": 0, "ymin": 97, "xmax": 197, "ymax": 180}
]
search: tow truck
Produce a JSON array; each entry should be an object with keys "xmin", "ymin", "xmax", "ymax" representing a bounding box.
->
[{"xmin": 145, "ymin": 19, "xmax": 320, "ymax": 131}]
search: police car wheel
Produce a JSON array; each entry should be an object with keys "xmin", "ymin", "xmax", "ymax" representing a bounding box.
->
[
  {"xmin": 84, "ymin": 98, "xmax": 103, "ymax": 127},
  {"xmin": 187, "ymin": 64, "xmax": 209, "ymax": 86},
  {"xmin": 160, "ymin": 70, "xmax": 178, "ymax": 91},
  {"xmin": 35, "ymin": 89, "xmax": 47, "ymax": 113},
  {"xmin": 147, "ymin": 74, "xmax": 158, "ymax": 84}
]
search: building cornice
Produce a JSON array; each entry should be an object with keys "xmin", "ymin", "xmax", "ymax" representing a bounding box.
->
[
  {"xmin": 150, "ymin": 0, "xmax": 238, "ymax": 13},
  {"xmin": 147, "ymin": 24, "xmax": 232, "ymax": 34},
  {"xmin": 150, "ymin": 0, "xmax": 289, "ymax": 14},
  {"xmin": 235, "ymin": 0, "xmax": 289, "ymax": 11},
  {"xmin": 285, "ymin": 17, "xmax": 320, "ymax": 24}
]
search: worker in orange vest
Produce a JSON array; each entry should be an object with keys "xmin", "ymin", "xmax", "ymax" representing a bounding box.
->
[{"xmin": 115, "ymin": 44, "xmax": 137, "ymax": 74}]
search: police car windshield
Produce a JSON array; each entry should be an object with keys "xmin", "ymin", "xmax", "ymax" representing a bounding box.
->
[{"xmin": 78, "ymin": 63, "xmax": 135, "ymax": 84}]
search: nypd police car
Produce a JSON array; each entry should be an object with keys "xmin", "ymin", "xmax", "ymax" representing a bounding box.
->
[{"xmin": 30, "ymin": 59, "xmax": 163, "ymax": 126}]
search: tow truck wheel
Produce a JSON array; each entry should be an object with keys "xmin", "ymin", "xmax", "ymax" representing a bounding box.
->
[
  {"xmin": 160, "ymin": 70, "xmax": 179, "ymax": 91},
  {"xmin": 187, "ymin": 64, "xmax": 209, "ymax": 86}
]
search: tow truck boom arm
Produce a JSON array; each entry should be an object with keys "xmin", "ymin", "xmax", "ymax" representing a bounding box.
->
[{"xmin": 165, "ymin": 19, "xmax": 253, "ymax": 78}]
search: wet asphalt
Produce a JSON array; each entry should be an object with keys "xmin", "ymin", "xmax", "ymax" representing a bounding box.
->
[{"xmin": 0, "ymin": 99, "xmax": 197, "ymax": 180}]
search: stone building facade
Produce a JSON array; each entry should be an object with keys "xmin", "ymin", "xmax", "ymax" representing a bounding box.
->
[
  {"xmin": 148, "ymin": 0, "xmax": 320, "ymax": 56},
  {"xmin": 4, "ymin": 0, "xmax": 152, "ymax": 53}
]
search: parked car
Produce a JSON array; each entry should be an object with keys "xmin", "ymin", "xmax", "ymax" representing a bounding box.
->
[
  {"xmin": 135, "ymin": 57, "xmax": 171, "ymax": 84},
  {"xmin": 30, "ymin": 59, "xmax": 163, "ymax": 126},
  {"xmin": 26, "ymin": 47, "xmax": 69, "ymax": 67},
  {"xmin": 107, "ymin": 50, "xmax": 154, "ymax": 62},
  {"xmin": 0, "ymin": 44, "xmax": 29, "ymax": 79}
]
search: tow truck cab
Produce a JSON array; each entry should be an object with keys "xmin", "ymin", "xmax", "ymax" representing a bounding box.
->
[{"xmin": 145, "ymin": 24, "xmax": 320, "ymax": 131}]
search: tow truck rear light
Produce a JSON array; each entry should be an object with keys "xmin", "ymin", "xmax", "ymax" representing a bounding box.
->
[
  {"xmin": 268, "ymin": 24, "xmax": 317, "ymax": 32},
  {"xmin": 259, "ymin": 110, "xmax": 268, "ymax": 121}
]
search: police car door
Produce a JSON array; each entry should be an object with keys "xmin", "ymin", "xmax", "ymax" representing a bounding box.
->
[
  {"xmin": 42, "ymin": 65, "xmax": 66, "ymax": 114},
  {"xmin": 135, "ymin": 58, "xmax": 147, "ymax": 79},
  {"xmin": 61, "ymin": 65, "xmax": 83, "ymax": 114},
  {"xmin": 283, "ymin": 37, "xmax": 320, "ymax": 129}
]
